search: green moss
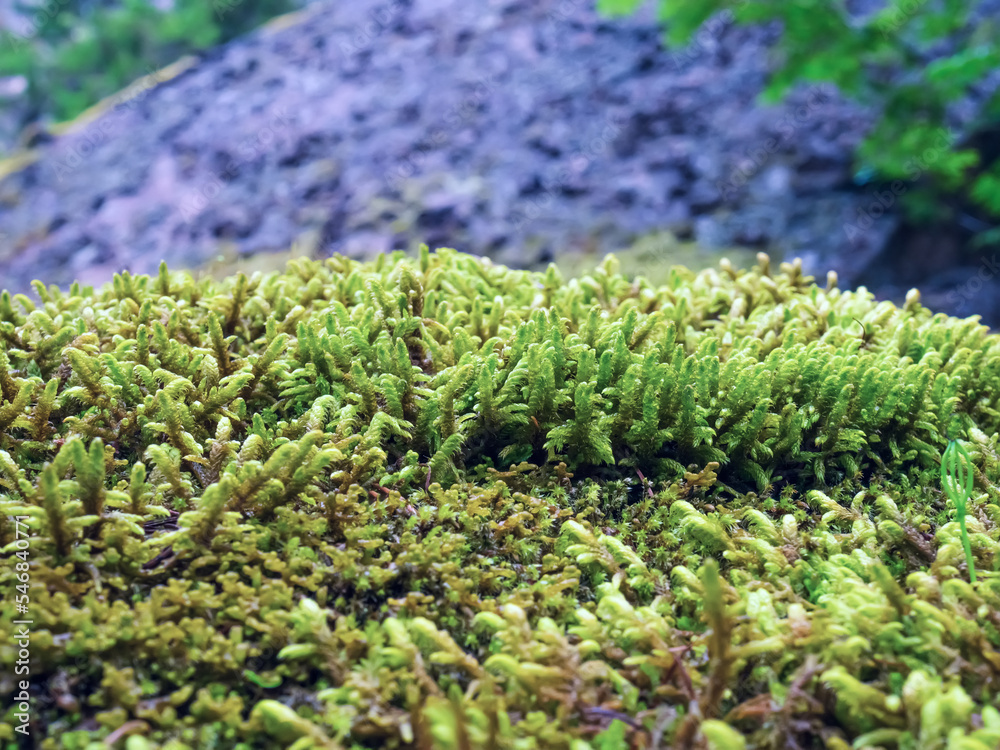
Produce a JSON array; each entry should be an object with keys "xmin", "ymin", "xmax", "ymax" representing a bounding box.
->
[
  {"xmin": 556, "ymin": 229, "xmax": 759, "ymax": 290},
  {"xmin": 1, "ymin": 247, "xmax": 999, "ymax": 749}
]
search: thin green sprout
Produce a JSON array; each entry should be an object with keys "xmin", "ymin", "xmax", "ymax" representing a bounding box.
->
[{"xmin": 941, "ymin": 439, "xmax": 976, "ymax": 584}]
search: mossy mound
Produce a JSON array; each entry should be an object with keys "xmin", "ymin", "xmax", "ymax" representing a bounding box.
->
[{"xmin": 1, "ymin": 247, "xmax": 999, "ymax": 749}]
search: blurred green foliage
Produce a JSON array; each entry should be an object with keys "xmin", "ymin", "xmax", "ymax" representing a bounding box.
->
[
  {"xmin": 0, "ymin": 0, "xmax": 296, "ymax": 125},
  {"xmin": 598, "ymin": 0, "xmax": 1000, "ymax": 247}
]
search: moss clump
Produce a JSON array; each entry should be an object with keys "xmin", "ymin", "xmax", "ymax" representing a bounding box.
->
[{"xmin": 1, "ymin": 247, "xmax": 999, "ymax": 749}]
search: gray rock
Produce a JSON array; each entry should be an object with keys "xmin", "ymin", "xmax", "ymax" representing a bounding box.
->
[{"xmin": 0, "ymin": 0, "xmax": 989, "ymax": 324}]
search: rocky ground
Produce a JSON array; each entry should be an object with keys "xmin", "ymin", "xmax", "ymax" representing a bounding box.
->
[{"xmin": 0, "ymin": 0, "xmax": 997, "ymax": 327}]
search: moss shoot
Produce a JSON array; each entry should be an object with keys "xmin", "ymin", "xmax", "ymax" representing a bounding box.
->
[{"xmin": 1, "ymin": 247, "xmax": 999, "ymax": 749}]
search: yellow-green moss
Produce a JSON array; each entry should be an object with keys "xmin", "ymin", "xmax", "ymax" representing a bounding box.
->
[{"xmin": 0, "ymin": 247, "xmax": 999, "ymax": 749}]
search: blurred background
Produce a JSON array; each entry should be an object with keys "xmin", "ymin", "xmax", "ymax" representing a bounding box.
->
[{"xmin": 0, "ymin": 0, "xmax": 998, "ymax": 325}]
